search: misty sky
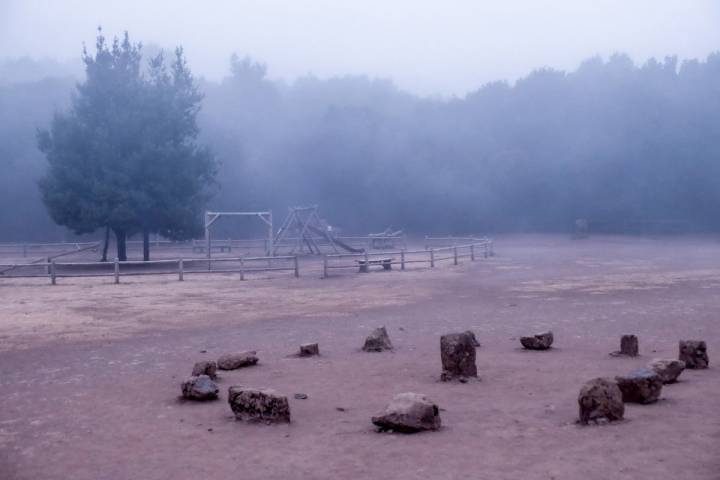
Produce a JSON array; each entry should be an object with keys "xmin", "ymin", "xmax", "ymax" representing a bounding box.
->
[{"xmin": 1, "ymin": 0, "xmax": 719, "ymax": 96}]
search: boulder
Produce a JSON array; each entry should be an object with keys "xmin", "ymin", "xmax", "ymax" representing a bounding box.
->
[
  {"xmin": 191, "ymin": 360, "xmax": 218, "ymax": 380},
  {"xmin": 372, "ymin": 392, "xmax": 441, "ymax": 433},
  {"xmin": 465, "ymin": 330, "xmax": 481, "ymax": 347},
  {"xmin": 615, "ymin": 368, "xmax": 663, "ymax": 404},
  {"xmin": 299, "ymin": 343, "xmax": 319, "ymax": 357},
  {"xmin": 520, "ymin": 331, "xmax": 554, "ymax": 350},
  {"xmin": 362, "ymin": 327, "xmax": 393, "ymax": 352},
  {"xmin": 648, "ymin": 358, "xmax": 686, "ymax": 384},
  {"xmin": 181, "ymin": 375, "xmax": 219, "ymax": 401},
  {"xmin": 440, "ymin": 332, "xmax": 477, "ymax": 381},
  {"xmin": 228, "ymin": 386, "xmax": 290, "ymax": 423},
  {"xmin": 679, "ymin": 340, "xmax": 709, "ymax": 369},
  {"xmin": 577, "ymin": 377, "xmax": 624, "ymax": 425},
  {"xmin": 611, "ymin": 334, "xmax": 638, "ymax": 357},
  {"xmin": 217, "ymin": 351, "xmax": 258, "ymax": 370}
]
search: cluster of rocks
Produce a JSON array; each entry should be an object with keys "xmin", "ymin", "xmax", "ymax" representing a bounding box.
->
[
  {"xmin": 180, "ymin": 350, "xmax": 293, "ymax": 424},
  {"xmin": 176, "ymin": 329, "xmax": 709, "ymax": 433},
  {"xmin": 578, "ymin": 337, "xmax": 708, "ymax": 425}
]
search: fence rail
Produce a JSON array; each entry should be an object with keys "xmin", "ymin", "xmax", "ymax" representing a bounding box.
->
[
  {"xmin": 0, "ymin": 238, "xmax": 493, "ymax": 286},
  {"xmin": 321, "ymin": 239, "xmax": 493, "ymax": 278},
  {"xmin": 0, "ymin": 254, "xmax": 299, "ymax": 285}
]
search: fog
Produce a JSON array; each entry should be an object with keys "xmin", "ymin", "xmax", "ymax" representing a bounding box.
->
[
  {"xmin": 1, "ymin": 2, "xmax": 719, "ymax": 241},
  {"xmin": 2, "ymin": 1, "xmax": 719, "ymax": 95}
]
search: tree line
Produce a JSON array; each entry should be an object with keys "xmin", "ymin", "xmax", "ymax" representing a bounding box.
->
[{"xmin": 1, "ymin": 31, "xmax": 719, "ymax": 259}]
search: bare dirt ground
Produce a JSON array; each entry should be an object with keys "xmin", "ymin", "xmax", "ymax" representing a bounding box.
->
[{"xmin": 0, "ymin": 234, "xmax": 718, "ymax": 480}]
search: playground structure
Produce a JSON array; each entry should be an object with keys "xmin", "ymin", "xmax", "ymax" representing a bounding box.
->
[
  {"xmin": 204, "ymin": 211, "xmax": 274, "ymax": 257},
  {"xmin": 202, "ymin": 206, "xmax": 370, "ymax": 260},
  {"xmin": 273, "ymin": 206, "xmax": 365, "ymax": 255}
]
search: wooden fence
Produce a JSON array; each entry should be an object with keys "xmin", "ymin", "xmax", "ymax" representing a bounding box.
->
[
  {"xmin": 0, "ymin": 238, "xmax": 494, "ymax": 285},
  {"xmin": 322, "ymin": 240, "xmax": 493, "ymax": 278},
  {"xmin": 0, "ymin": 255, "xmax": 299, "ymax": 285}
]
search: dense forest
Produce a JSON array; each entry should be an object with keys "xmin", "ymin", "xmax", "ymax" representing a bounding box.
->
[{"xmin": 1, "ymin": 51, "xmax": 719, "ymax": 241}]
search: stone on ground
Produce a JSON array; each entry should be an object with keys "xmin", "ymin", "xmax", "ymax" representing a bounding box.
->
[
  {"xmin": 610, "ymin": 334, "xmax": 638, "ymax": 357},
  {"xmin": 191, "ymin": 360, "xmax": 218, "ymax": 379},
  {"xmin": 440, "ymin": 332, "xmax": 477, "ymax": 381},
  {"xmin": 228, "ymin": 386, "xmax": 291, "ymax": 423},
  {"xmin": 372, "ymin": 392, "xmax": 441, "ymax": 433},
  {"xmin": 679, "ymin": 340, "xmax": 709, "ymax": 369},
  {"xmin": 181, "ymin": 375, "xmax": 219, "ymax": 401},
  {"xmin": 299, "ymin": 343, "xmax": 319, "ymax": 357},
  {"xmin": 648, "ymin": 358, "xmax": 686, "ymax": 384},
  {"xmin": 362, "ymin": 327, "xmax": 393, "ymax": 352},
  {"xmin": 217, "ymin": 351, "xmax": 259, "ymax": 370},
  {"xmin": 520, "ymin": 331, "xmax": 554, "ymax": 350},
  {"xmin": 615, "ymin": 368, "xmax": 663, "ymax": 404},
  {"xmin": 578, "ymin": 377, "xmax": 624, "ymax": 425}
]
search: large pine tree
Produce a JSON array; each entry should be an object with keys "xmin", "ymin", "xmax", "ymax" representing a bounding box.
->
[{"xmin": 38, "ymin": 29, "xmax": 216, "ymax": 261}]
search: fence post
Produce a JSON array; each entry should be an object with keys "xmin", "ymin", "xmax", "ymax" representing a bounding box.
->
[
  {"xmin": 50, "ymin": 260, "xmax": 56, "ymax": 285},
  {"xmin": 453, "ymin": 246, "xmax": 458, "ymax": 265},
  {"xmin": 46, "ymin": 257, "xmax": 51, "ymax": 274},
  {"xmin": 424, "ymin": 236, "xmax": 429, "ymax": 250},
  {"xmin": 484, "ymin": 242, "xmax": 489, "ymax": 258},
  {"xmin": 470, "ymin": 244, "xmax": 475, "ymax": 261},
  {"xmin": 400, "ymin": 249, "xmax": 405, "ymax": 271},
  {"xmin": 240, "ymin": 257, "xmax": 245, "ymax": 281},
  {"xmin": 114, "ymin": 258, "xmax": 120, "ymax": 284},
  {"xmin": 322, "ymin": 255, "xmax": 328, "ymax": 279},
  {"xmin": 23, "ymin": 243, "xmax": 27, "ymax": 258},
  {"xmin": 178, "ymin": 258, "xmax": 184, "ymax": 281},
  {"xmin": 293, "ymin": 255, "xmax": 299, "ymax": 278},
  {"xmin": 430, "ymin": 249, "xmax": 435, "ymax": 268}
]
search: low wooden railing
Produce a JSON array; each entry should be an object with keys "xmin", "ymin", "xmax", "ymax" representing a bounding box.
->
[
  {"xmin": 0, "ymin": 254, "xmax": 299, "ymax": 285},
  {"xmin": 321, "ymin": 239, "xmax": 493, "ymax": 278}
]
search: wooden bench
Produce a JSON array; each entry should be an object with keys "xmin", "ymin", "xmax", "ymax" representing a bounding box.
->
[{"xmin": 357, "ymin": 258, "xmax": 393, "ymax": 273}]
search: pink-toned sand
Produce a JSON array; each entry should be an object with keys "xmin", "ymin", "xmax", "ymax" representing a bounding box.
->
[{"xmin": 0, "ymin": 234, "xmax": 718, "ymax": 480}]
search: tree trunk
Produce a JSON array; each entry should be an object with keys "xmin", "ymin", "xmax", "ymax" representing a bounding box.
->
[
  {"xmin": 114, "ymin": 229, "xmax": 127, "ymax": 261},
  {"xmin": 101, "ymin": 225, "xmax": 110, "ymax": 262},
  {"xmin": 142, "ymin": 229, "xmax": 150, "ymax": 261}
]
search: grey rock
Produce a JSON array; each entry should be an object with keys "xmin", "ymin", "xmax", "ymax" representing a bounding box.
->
[
  {"xmin": 181, "ymin": 375, "xmax": 219, "ymax": 401},
  {"xmin": 648, "ymin": 358, "xmax": 686, "ymax": 384},
  {"xmin": 520, "ymin": 331, "xmax": 554, "ymax": 350},
  {"xmin": 293, "ymin": 393, "xmax": 308, "ymax": 400},
  {"xmin": 615, "ymin": 368, "xmax": 663, "ymax": 404},
  {"xmin": 217, "ymin": 351, "xmax": 258, "ymax": 370},
  {"xmin": 578, "ymin": 377, "xmax": 624, "ymax": 425},
  {"xmin": 679, "ymin": 340, "xmax": 709, "ymax": 369},
  {"xmin": 362, "ymin": 327, "xmax": 393, "ymax": 352},
  {"xmin": 299, "ymin": 343, "xmax": 319, "ymax": 357},
  {"xmin": 372, "ymin": 392, "xmax": 441, "ymax": 433},
  {"xmin": 440, "ymin": 332, "xmax": 477, "ymax": 381},
  {"xmin": 228, "ymin": 386, "xmax": 291, "ymax": 423},
  {"xmin": 611, "ymin": 334, "xmax": 638, "ymax": 357},
  {"xmin": 191, "ymin": 360, "xmax": 218, "ymax": 380}
]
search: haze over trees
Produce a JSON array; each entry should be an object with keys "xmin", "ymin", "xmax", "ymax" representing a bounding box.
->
[
  {"xmin": 1, "ymin": 41, "xmax": 719, "ymax": 243},
  {"xmin": 36, "ymin": 30, "xmax": 216, "ymax": 260}
]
